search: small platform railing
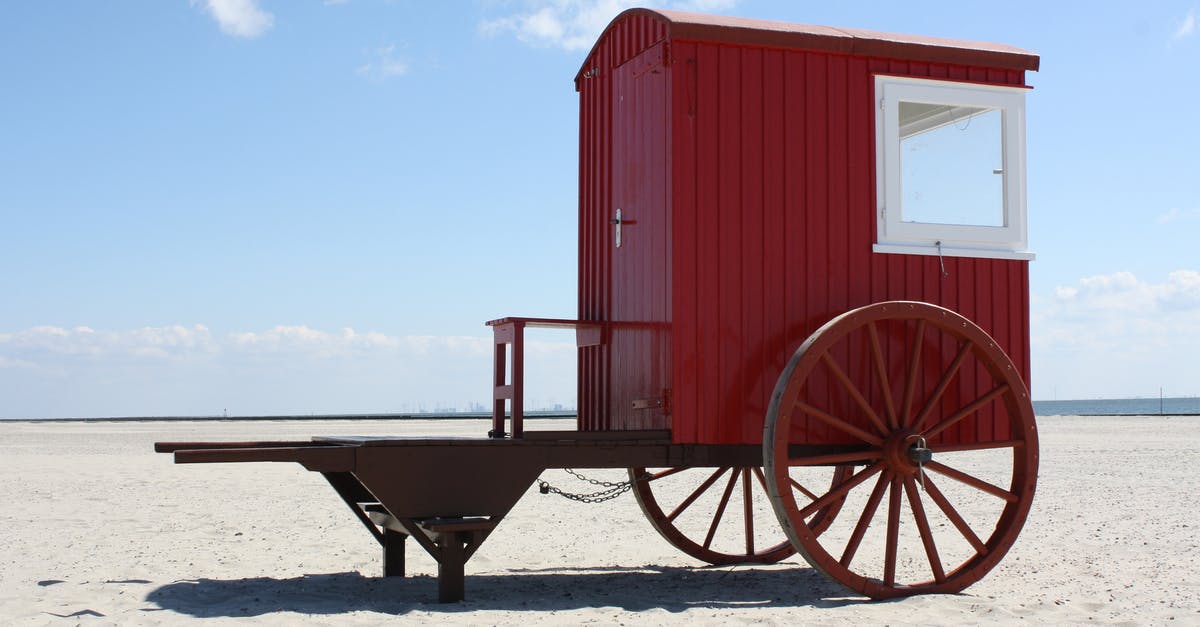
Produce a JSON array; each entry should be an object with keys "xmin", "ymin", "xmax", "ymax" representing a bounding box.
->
[{"xmin": 485, "ymin": 317, "xmax": 603, "ymax": 439}]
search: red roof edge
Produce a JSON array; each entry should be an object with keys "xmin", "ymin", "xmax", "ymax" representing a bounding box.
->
[{"xmin": 575, "ymin": 8, "xmax": 1039, "ymax": 85}]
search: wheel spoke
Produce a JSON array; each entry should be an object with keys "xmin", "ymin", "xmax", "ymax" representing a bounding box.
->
[
  {"xmin": 742, "ymin": 468, "xmax": 755, "ymax": 554},
  {"xmin": 839, "ymin": 470, "xmax": 890, "ymax": 568},
  {"xmin": 795, "ymin": 400, "xmax": 884, "ymax": 446},
  {"xmin": 667, "ymin": 467, "xmax": 730, "ymax": 522},
  {"xmin": 883, "ymin": 474, "xmax": 902, "ymax": 586},
  {"xmin": 899, "ymin": 319, "xmax": 926, "ymax": 426},
  {"xmin": 787, "ymin": 450, "xmax": 882, "ymax": 466},
  {"xmin": 922, "ymin": 474, "xmax": 987, "ymax": 554},
  {"xmin": 821, "ymin": 352, "xmax": 889, "ymax": 437},
  {"xmin": 789, "ymin": 476, "xmax": 819, "ymax": 501},
  {"xmin": 904, "ymin": 476, "xmax": 946, "ymax": 583},
  {"xmin": 648, "ymin": 466, "xmax": 691, "ymax": 481},
  {"xmin": 922, "ymin": 383, "xmax": 1010, "ymax": 441},
  {"xmin": 751, "ymin": 466, "xmax": 770, "ymax": 495},
  {"xmin": 703, "ymin": 469, "xmax": 741, "ymax": 550},
  {"xmin": 634, "ymin": 464, "xmax": 800, "ymax": 566},
  {"xmin": 908, "ymin": 340, "xmax": 972, "ymax": 431},
  {"xmin": 867, "ymin": 322, "xmax": 899, "ymax": 429},
  {"xmin": 797, "ymin": 461, "xmax": 885, "ymax": 518},
  {"xmin": 925, "ymin": 460, "xmax": 1018, "ymax": 503}
]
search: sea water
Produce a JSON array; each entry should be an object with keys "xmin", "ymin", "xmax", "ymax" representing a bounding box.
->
[{"xmin": 1033, "ymin": 397, "xmax": 1200, "ymax": 416}]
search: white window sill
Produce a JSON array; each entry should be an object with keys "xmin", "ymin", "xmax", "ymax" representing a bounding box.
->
[{"xmin": 873, "ymin": 242, "xmax": 1036, "ymax": 261}]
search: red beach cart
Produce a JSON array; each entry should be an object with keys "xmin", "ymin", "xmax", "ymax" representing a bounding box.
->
[{"xmin": 158, "ymin": 8, "xmax": 1040, "ymax": 603}]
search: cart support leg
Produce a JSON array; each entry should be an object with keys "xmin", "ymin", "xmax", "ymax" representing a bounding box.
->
[
  {"xmin": 323, "ymin": 473, "xmax": 385, "ymax": 544},
  {"xmin": 437, "ymin": 532, "xmax": 467, "ymax": 603},
  {"xmin": 393, "ymin": 518, "xmax": 498, "ymax": 603},
  {"xmin": 383, "ymin": 528, "xmax": 406, "ymax": 577}
]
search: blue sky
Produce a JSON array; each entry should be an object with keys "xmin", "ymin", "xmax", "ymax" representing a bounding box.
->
[{"xmin": 1, "ymin": 0, "xmax": 1197, "ymax": 418}]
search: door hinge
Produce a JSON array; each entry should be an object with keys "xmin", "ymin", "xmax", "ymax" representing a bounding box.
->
[
  {"xmin": 631, "ymin": 397, "xmax": 661, "ymax": 410},
  {"xmin": 632, "ymin": 389, "xmax": 672, "ymax": 415}
]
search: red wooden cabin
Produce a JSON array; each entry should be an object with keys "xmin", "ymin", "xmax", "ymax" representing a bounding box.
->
[{"xmin": 533, "ymin": 8, "xmax": 1039, "ymax": 446}]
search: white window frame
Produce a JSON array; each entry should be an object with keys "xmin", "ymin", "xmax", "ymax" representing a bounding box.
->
[{"xmin": 874, "ymin": 75, "xmax": 1033, "ymax": 261}]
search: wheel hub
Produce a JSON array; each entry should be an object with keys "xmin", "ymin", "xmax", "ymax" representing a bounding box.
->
[{"xmin": 882, "ymin": 430, "xmax": 932, "ymax": 475}]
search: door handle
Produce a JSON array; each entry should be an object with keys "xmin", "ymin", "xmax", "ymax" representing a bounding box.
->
[{"xmin": 611, "ymin": 208, "xmax": 637, "ymax": 248}]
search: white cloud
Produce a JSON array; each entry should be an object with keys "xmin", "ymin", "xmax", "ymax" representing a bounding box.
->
[
  {"xmin": 480, "ymin": 0, "xmax": 740, "ymax": 52},
  {"xmin": 1, "ymin": 324, "xmax": 217, "ymax": 359},
  {"xmin": 0, "ymin": 323, "xmax": 502, "ymax": 363},
  {"xmin": 0, "ymin": 323, "xmax": 577, "ymax": 417},
  {"xmin": 1174, "ymin": 9, "xmax": 1196, "ymax": 39},
  {"xmin": 1050, "ymin": 270, "xmax": 1200, "ymax": 315},
  {"xmin": 193, "ymin": 0, "xmax": 275, "ymax": 38},
  {"xmin": 1155, "ymin": 207, "xmax": 1200, "ymax": 224},
  {"xmin": 229, "ymin": 325, "xmax": 492, "ymax": 358},
  {"xmin": 356, "ymin": 44, "xmax": 409, "ymax": 80},
  {"xmin": 1032, "ymin": 270, "xmax": 1200, "ymax": 397}
]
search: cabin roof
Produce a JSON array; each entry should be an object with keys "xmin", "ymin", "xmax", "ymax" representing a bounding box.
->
[{"xmin": 576, "ymin": 8, "xmax": 1040, "ymax": 82}]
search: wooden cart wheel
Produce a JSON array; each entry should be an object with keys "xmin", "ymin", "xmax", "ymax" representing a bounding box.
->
[
  {"xmin": 630, "ymin": 464, "xmax": 852, "ymax": 565},
  {"xmin": 763, "ymin": 301, "xmax": 1038, "ymax": 597}
]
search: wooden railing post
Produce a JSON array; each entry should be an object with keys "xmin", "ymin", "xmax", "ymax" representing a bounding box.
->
[
  {"xmin": 490, "ymin": 322, "xmax": 512, "ymax": 438},
  {"xmin": 489, "ymin": 320, "xmax": 525, "ymax": 438},
  {"xmin": 511, "ymin": 321, "xmax": 525, "ymax": 439}
]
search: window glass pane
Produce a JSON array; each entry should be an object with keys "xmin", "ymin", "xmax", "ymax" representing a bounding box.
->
[{"xmin": 899, "ymin": 103, "xmax": 1003, "ymax": 227}]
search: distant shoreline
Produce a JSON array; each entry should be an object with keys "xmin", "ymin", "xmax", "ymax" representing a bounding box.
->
[
  {"xmin": 1033, "ymin": 396, "xmax": 1200, "ymax": 417},
  {"xmin": 2, "ymin": 403, "xmax": 1200, "ymax": 422},
  {"xmin": 0, "ymin": 411, "xmax": 576, "ymax": 423}
]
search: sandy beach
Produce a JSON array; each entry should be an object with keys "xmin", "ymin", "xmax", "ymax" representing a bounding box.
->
[{"xmin": 1, "ymin": 415, "xmax": 1197, "ymax": 625}]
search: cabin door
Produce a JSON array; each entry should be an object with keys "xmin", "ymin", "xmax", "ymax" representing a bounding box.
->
[{"xmin": 608, "ymin": 43, "xmax": 671, "ymax": 431}]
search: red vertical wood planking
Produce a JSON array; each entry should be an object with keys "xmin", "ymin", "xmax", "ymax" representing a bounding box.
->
[
  {"xmin": 761, "ymin": 48, "xmax": 786, "ymax": 441},
  {"xmin": 782, "ymin": 49, "xmax": 809, "ymax": 442},
  {"xmin": 829, "ymin": 55, "xmax": 853, "ymax": 434},
  {"xmin": 846, "ymin": 57, "xmax": 873, "ymax": 411},
  {"xmin": 846, "ymin": 57, "xmax": 871, "ymax": 309},
  {"xmin": 740, "ymin": 46, "xmax": 765, "ymax": 442},
  {"xmin": 613, "ymin": 60, "xmax": 628, "ymax": 428},
  {"xmin": 671, "ymin": 43, "xmax": 698, "ymax": 443},
  {"xmin": 804, "ymin": 52, "xmax": 830, "ymax": 443},
  {"xmin": 694, "ymin": 43, "xmax": 721, "ymax": 443},
  {"xmin": 971, "ymin": 259, "xmax": 993, "ymax": 443},
  {"xmin": 659, "ymin": 47, "xmax": 673, "ymax": 428},
  {"xmin": 992, "ymin": 260, "xmax": 1007, "ymax": 441},
  {"xmin": 716, "ymin": 44, "xmax": 743, "ymax": 444}
]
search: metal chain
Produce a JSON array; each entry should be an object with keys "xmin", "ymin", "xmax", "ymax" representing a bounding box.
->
[
  {"xmin": 564, "ymin": 468, "xmax": 629, "ymax": 488},
  {"xmin": 537, "ymin": 469, "xmax": 636, "ymax": 504}
]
